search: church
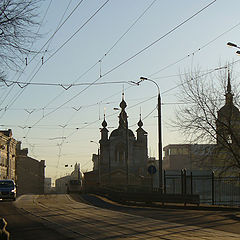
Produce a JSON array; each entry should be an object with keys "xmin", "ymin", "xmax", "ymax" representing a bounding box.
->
[
  {"xmin": 163, "ymin": 71, "xmax": 240, "ymax": 174},
  {"xmin": 87, "ymin": 94, "xmax": 151, "ymax": 189},
  {"xmin": 215, "ymin": 71, "xmax": 240, "ymax": 173}
]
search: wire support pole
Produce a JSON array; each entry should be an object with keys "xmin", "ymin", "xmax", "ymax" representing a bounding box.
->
[{"xmin": 139, "ymin": 77, "xmax": 162, "ymax": 192}]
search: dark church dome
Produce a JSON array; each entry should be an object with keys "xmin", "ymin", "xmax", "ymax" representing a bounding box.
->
[
  {"xmin": 102, "ymin": 118, "xmax": 107, "ymax": 128},
  {"xmin": 120, "ymin": 98, "xmax": 127, "ymax": 110},
  {"xmin": 110, "ymin": 128, "xmax": 135, "ymax": 138}
]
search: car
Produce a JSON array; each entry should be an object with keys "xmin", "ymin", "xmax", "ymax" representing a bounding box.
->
[{"xmin": 0, "ymin": 179, "xmax": 16, "ymax": 201}]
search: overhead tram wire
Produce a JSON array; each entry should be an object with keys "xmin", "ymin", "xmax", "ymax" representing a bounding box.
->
[
  {"xmin": 37, "ymin": 10, "xmax": 240, "ymax": 101},
  {"xmin": 0, "ymin": 0, "xmax": 84, "ymax": 114},
  {"xmin": 38, "ymin": 0, "xmax": 111, "ymax": 65},
  {"xmin": 64, "ymin": 65, "xmax": 229, "ymax": 140},
  {"xmin": 27, "ymin": 0, "xmax": 85, "ymax": 68},
  {"xmin": 149, "ymin": 21, "xmax": 240, "ymax": 78},
  {"xmin": 0, "ymin": 0, "xmax": 79, "ymax": 122},
  {"xmin": 0, "ymin": 0, "xmax": 53, "ymax": 109},
  {"xmin": 23, "ymin": 0, "xmax": 219, "ymax": 142},
  {"xmin": 3, "ymin": 0, "xmax": 110, "ymax": 115},
  {"xmin": 20, "ymin": 0, "xmax": 74, "ymax": 131},
  {"xmin": 1, "ymin": 66, "xmax": 229, "ymax": 87},
  {"xmin": 21, "ymin": 0, "xmax": 79, "ymax": 84},
  {"xmin": 0, "ymin": 80, "xmax": 137, "ymax": 88},
  {"xmin": 20, "ymin": 65, "xmax": 229, "ymax": 148},
  {"xmin": 21, "ymin": 0, "xmax": 160, "ymax": 136},
  {"xmin": 23, "ymin": 0, "xmax": 217, "ymax": 134},
  {"xmin": 39, "ymin": 0, "xmax": 158, "ymax": 109},
  {"xmin": 99, "ymin": 0, "xmax": 158, "ymax": 62},
  {"xmin": 44, "ymin": 0, "xmax": 74, "ymax": 57},
  {"xmin": 22, "ymin": 0, "xmax": 218, "ymax": 143},
  {"xmin": 101, "ymin": 0, "xmax": 217, "ymax": 78},
  {"xmin": 2, "ymin": 64, "xmax": 238, "ymax": 134}
]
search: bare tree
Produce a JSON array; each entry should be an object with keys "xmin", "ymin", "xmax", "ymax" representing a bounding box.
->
[
  {"xmin": 173, "ymin": 66, "xmax": 240, "ymax": 174},
  {"xmin": 0, "ymin": 0, "xmax": 42, "ymax": 70}
]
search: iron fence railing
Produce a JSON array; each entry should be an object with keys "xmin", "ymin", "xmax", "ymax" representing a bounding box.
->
[{"xmin": 164, "ymin": 170, "xmax": 240, "ymax": 206}]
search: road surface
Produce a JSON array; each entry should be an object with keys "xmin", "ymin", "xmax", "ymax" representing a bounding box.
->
[{"xmin": 1, "ymin": 194, "xmax": 240, "ymax": 239}]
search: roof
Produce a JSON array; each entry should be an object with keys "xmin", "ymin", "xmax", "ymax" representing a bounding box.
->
[{"xmin": 110, "ymin": 128, "xmax": 135, "ymax": 138}]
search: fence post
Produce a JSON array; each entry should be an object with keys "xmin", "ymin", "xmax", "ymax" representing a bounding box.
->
[
  {"xmin": 190, "ymin": 171, "xmax": 193, "ymax": 195},
  {"xmin": 183, "ymin": 169, "xmax": 187, "ymax": 195},
  {"xmin": 163, "ymin": 170, "xmax": 166, "ymax": 194},
  {"xmin": 181, "ymin": 169, "xmax": 184, "ymax": 195},
  {"xmin": 212, "ymin": 171, "xmax": 215, "ymax": 205}
]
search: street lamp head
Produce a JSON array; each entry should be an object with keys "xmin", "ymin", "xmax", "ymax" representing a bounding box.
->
[
  {"xmin": 236, "ymin": 50, "xmax": 240, "ymax": 55},
  {"xmin": 227, "ymin": 42, "xmax": 238, "ymax": 48},
  {"xmin": 140, "ymin": 77, "xmax": 148, "ymax": 81}
]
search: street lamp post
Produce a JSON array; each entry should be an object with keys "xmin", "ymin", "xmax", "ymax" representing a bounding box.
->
[
  {"xmin": 90, "ymin": 141, "xmax": 100, "ymax": 186},
  {"xmin": 139, "ymin": 77, "xmax": 163, "ymax": 193},
  {"xmin": 227, "ymin": 42, "xmax": 240, "ymax": 55}
]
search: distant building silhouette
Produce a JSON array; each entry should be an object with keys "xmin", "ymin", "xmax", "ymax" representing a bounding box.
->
[
  {"xmin": 163, "ymin": 72, "xmax": 240, "ymax": 174},
  {"xmin": 16, "ymin": 142, "xmax": 45, "ymax": 195},
  {"xmin": 216, "ymin": 72, "xmax": 240, "ymax": 145},
  {"xmin": 44, "ymin": 177, "xmax": 52, "ymax": 193},
  {"xmin": 55, "ymin": 163, "xmax": 83, "ymax": 193},
  {"xmin": 163, "ymin": 144, "xmax": 214, "ymax": 170},
  {"xmin": 85, "ymin": 94, "xmax": 154, "ymax": 189}
]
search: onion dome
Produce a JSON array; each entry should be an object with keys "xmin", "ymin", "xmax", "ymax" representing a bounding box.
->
[
  {"xmin": 120, "ymin": 98, "xmax": 127, "ymax": 110},
  {"xmin": 138, "ymin": 118, "xmax": 143, "ymax": 128},
  {"xmin": 102, "ymin": 115, "xmax": 107, "ymax": 128}
]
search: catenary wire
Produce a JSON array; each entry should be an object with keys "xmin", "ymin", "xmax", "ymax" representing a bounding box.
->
[
  {"xmin": 23, "ymin": 0, "xmax": 217, "ymax": 134},
  {"xmin": 0, "ymin": 0, "xmax": 84, "ymax": 111},
  {"xmin": 149, "ymin": 21, "xmax": 240, "ymax": 78},
  {"xmin": 27, "ymin": 0, "xmax": 157, "ymax": 112},
  {"xmin": 0, "ymin": 0, "xmax": 53, "ymax": 107},
  {"xmin": 1, "ymin": 0, "xmax": 109, "ymax": 116}
]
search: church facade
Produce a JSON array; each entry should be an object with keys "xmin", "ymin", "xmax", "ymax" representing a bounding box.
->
[{"xmin": 98, "ymin": 95, "xmax": 149, "ymax": 187}]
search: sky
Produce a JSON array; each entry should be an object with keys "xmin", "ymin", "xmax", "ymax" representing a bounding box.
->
[{"xmin": 2, "ymin": 0, "xmax": 240, "ymax": 181}]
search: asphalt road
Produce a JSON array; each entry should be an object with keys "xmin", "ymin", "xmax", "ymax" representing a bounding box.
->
[
  {"xmin": 74, "ymin": 193, "xmax": 240, "ymax": 235},
  {"xmin": 0, "ymin": 199, "xmax": 74, "ymax": 240},
  {"xmin": 1, "ymin": 194, "xmax": 240, "ymax": 239}
]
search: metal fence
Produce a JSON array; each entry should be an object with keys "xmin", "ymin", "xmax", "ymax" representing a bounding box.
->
[{"xmin": 164, "ymin": 170, "xmax": 240, "ymax": 206}]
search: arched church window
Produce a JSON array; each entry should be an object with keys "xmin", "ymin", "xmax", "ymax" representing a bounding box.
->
[
  {"xmin": 119, "ymin": 151, "xmax": 125, "ymax": 163},
  {"xmin": 115, "ymin": 144, "xmax": 125, "ymax": 164}
]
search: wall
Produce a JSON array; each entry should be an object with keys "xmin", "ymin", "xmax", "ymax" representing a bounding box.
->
[{"xmin": 16, "ymin": 143, "xmax": 45, "ymax": 195}]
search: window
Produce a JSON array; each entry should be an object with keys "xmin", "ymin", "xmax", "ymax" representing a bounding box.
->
[
  {"xmin": 227, "ymin": 134, "xmax": 232, "ymax": 144},
  {"xmin": 169, "ymin": 148, "xmax": 178, "ymax": 155}
]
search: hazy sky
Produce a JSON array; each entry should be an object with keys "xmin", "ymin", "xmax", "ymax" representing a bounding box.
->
[{"xmin": 2, "ymin": 0, "xmax": 240, "ymax": 181}]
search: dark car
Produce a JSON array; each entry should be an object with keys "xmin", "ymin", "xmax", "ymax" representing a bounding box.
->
[{"xmin": 0, "ymin": 180, "xmax": 16, "ymax": 201}]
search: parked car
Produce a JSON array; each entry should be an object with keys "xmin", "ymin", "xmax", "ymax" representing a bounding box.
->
[{"xmin": 0, "ymin": 180, "xmax": 16, "ymax": 201}]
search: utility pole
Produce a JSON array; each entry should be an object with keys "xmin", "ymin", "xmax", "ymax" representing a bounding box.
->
[{"xmin": 140, "ymin": 77, "xmax": 163, "ymax": 192}]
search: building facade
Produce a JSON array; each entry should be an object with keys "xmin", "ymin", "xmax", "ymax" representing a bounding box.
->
[
  {"xmin": 55, "ymin": 163, "xmax": 83, "ymax": 193},
  {"xmin": 163, "ymin": 72, "xmax": 240, "ymax": 173},
  {"xmin": 0, "ymin": 129, "xmax": 18, "ymax": 181},
  {"xmin": 16, "ymin": 142, "xmax": 45, "ymax": 195},
  {"xmin": 95, "ymin": 95, "xmax": 149, "ymax": 187},
  {"xmin": 163, "ymin": 144, "xmax": 214, "ymax": 170},
  {"xmin": 44, "ymin": 177, "xmax": 52, "ymax": 193},
  {"xmin": 55, "ymin": 175, "xmax": 71, "ymax": 193}
]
